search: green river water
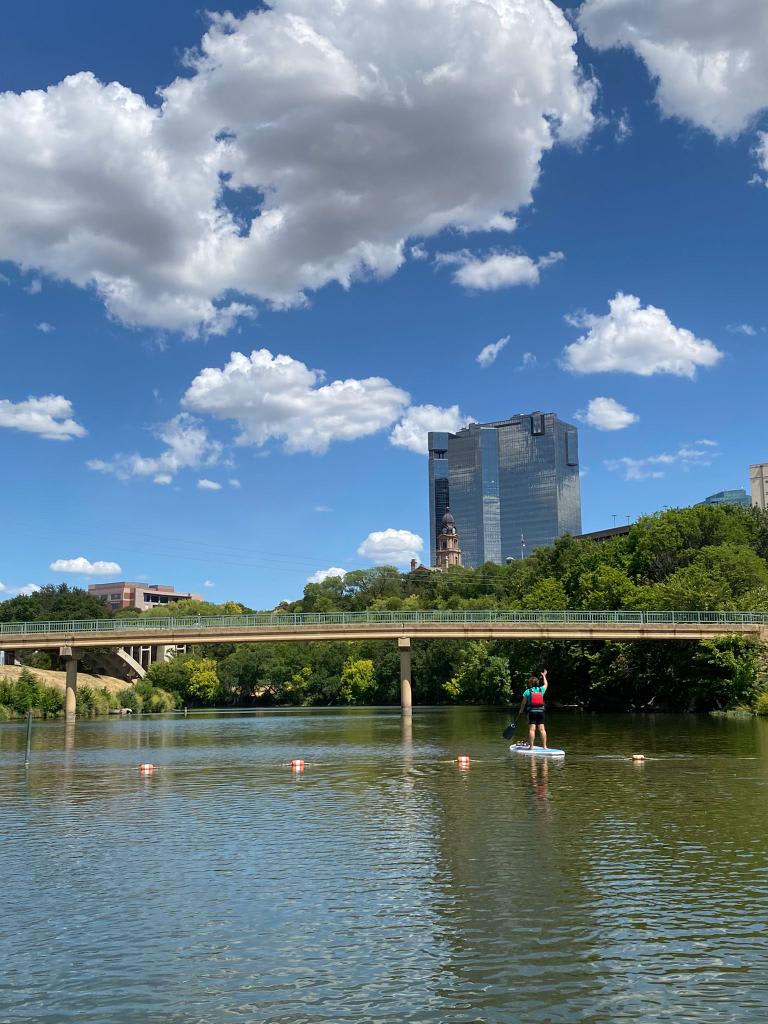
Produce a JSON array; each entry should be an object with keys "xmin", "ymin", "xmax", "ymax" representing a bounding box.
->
[{"xmin": 1, "ymin": 708, "xmax": 767, "ymax": 1023}]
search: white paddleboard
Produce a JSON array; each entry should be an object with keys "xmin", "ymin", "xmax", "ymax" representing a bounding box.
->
[{"xmin": 510, "ymin": 744, "xmax": 565, "ymax": 758}]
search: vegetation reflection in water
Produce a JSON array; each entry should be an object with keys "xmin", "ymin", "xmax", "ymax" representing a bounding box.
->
[{"xmin": 2, "ymin": 708, "xmax": 768, "ymax": 1023}]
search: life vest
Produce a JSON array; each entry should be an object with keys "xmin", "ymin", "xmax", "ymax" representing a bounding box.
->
[{"xmin": 527, "ymin": 686, "xmax": 545, "ymax": 710}]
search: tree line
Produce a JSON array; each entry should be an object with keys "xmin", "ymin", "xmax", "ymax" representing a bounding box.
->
[{"xmin": 3, "ymin": 503, "xmax": 768, "ymax": 713}]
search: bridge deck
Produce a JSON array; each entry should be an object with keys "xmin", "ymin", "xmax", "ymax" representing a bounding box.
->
[{"xmin": 1, "ymin": 610, "xmax": 766, "ymax": 649}]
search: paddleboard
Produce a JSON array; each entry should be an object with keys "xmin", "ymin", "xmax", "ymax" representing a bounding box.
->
[{"xmin": 510, "ymin": 744, "xmax": 565, "ymax": 758}]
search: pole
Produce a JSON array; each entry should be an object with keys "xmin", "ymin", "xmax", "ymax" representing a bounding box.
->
[
  {"xmin": 24, "ymin": 711, "xmax": 32, "ymax": 766},
  {"xmin": 398, "ymin": 637, "xmax": 412, "ymax": 712}
]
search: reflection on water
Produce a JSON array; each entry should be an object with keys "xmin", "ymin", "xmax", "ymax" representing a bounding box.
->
[{"xmin": 2, "ymin": 708, "xmax": 768, "ymax": 1023}]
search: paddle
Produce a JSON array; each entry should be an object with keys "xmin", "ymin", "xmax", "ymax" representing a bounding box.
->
[{"xmin": 502, "ymin": 717, "xmax": 518, "ymax": 741}]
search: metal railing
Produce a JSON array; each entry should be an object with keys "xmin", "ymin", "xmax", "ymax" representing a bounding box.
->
[{"xmin": 1, "ymin": 608, "xmax": 767, "ymax": 637}]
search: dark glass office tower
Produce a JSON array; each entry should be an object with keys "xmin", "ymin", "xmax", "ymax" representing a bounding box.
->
[
  {"xmin": 428, "ymin": 413, "xmax": 581, "ymax": 568},
  {"xmin": 428, "ymin": 432, "xmax": 450, "ymax": 567}
]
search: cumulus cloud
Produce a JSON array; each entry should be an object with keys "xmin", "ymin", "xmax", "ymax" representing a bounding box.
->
[
  {"xmin": 0, "ymin": 582, "xmax": 41, "ymax": 596},
  {"xmin": 518, "ymin": 351, "xmax": 537, "ymax": 371},
  {"xmin": 563, "ymin": 293, "xmax": 722, "ymax": 377},
  {"xmin": 88, "ymin": 413, "xmax": 221, "ymax": 483},
  {"xmin": 307, "ymin": 566, "xmax": 347, "ymax": 584},
  {"xmin": 437, "ymin": 249, "xmax": 564, "ymax": 290},
  {"xmin": 357, "ymin": 529, "xmax": 423, "ymax": 566},
  {"xmin": 410, "ymin": 244, "xmax": 429, "ymax": 261},
  {"xmin": 197, "ymin": 478, "xmax": 222, "ymax": 490},
  {"xmin": 476, "ymin": 336, "xmax": 509, "ymax": 367},
  {"xmin": 576, "ymin": 397, "xmax": 639, "ymax": 431},
  {"xmin": 579, "ymin": 0, "xmax": 768, "ymax": 138},
  {"xmin": 0, "ymin": 394, "xmax": 86, "ymax": 441},
  {"xmin": 389, "ymin": 403, "xmax": 474, "ymax": 455},
  {"xmin": 605, "ymin": 442, "xmax": 718, "ymax": 481},
  {"xmin": 36, "ymin": 322, "xmax": 55, "ymax": 333},
  {"xmin": 0, "ymin": 2, "xmax": 594, "ymax": 334},
  {"xmin": 183, "ymin": 349, "xmax": 409, "ymax": 454},
  {"xmin": 49, "ymin": 557, "xmax": 122, "ymax": 575},
  {"xmin": 203, "ymin": 580, "xmax": 215, "ymax": 587}
]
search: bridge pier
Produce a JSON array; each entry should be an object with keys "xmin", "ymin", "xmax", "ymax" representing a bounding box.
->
[
  {"xmin": 60, "ymin": 647, "xmax": 80, "ymax": 721},
  {"xmin": 398, "ymin": 637, "xmax": 412, "ymax": 712}
]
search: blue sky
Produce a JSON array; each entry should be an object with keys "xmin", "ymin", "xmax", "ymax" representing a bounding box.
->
[{"xmin": 1, "ymin": 0, "xmax": 767, "ymax": 608}]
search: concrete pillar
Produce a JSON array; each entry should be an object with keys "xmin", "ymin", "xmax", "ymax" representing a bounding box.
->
[
  {"xmin": 155, "ymin": 644, "xmax": 174, "ymax": 663},
  {"xmin": 398, "ymin": 637, "xmax": 412, "ymax": 712},
  {"xmin": 60, "ymin": 647, "xmax": 80, "ymax": 721}
]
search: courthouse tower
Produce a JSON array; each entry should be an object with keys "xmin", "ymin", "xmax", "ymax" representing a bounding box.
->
[{"xmin": 436, "ymin": 508, "xmax": 462, "ymax": 570}]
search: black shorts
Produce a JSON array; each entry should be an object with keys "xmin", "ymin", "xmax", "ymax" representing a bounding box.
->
[{"xmin": 528, "ymin": 710, "xmax": 545, "ymax": 725}]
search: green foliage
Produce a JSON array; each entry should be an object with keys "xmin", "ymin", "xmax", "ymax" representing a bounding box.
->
[
  {"xmin": 21, "ymin": 651, "xmax": 53, "ymax": 670},
  {"xmin": 140, "ymin": 599, "xmax": 248, "ymax": 618},
  {"xmin": 338, "ymin": 658, "xmax": 376, "ymax": 704},
  {"xmin": 0, "ymin": 583, "xmax": 110, "ymax": 623},
  {"xmin": 144, "ymin": 655, "xmax": 221, "ymax": 705},
  {"xmin": 445, "ymin": 642, "xmax": 513, "ymax": 704}
]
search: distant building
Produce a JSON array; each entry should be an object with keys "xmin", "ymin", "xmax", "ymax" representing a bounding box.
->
[
  {"xmin": 88, "ymin": 582, "xmax": 203, "ymax": 613},
  {"xmin": 428, "ymin": 412, "xmax": 581, "ymax": 568},
  {"xmin": 701, "ymin": 488, "xmax": 751, "ymax": 508},
  {"xmin": 575, "ymin": 525, "xmax": 631, "ymax": 543},
  {"xmin": 750, "ymin": 465, "xmax": 768, "ymax": 510}
]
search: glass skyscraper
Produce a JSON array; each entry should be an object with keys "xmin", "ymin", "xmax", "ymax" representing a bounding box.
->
[{"xmin": 428, "ymin": 412, "xmax": 582, "ymax": 568}]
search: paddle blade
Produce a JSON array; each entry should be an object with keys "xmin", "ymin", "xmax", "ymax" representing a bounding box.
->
[{"xmin": 502, "ymin": 723, "xmax": 516, "ymax": 740}]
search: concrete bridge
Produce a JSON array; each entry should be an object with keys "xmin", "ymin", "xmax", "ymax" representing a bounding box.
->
[{"xmin": 2, "ymin": 609, "xmax": 766, "ymax": 718}]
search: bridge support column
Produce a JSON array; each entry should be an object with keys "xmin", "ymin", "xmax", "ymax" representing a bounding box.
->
[
  {"xmin": 398, "ymin": 637, "xmax": 412, "ymax": 712},
  {"xmin": 60, "ymin": 647, "xmax": 80, "ymax": 721}
]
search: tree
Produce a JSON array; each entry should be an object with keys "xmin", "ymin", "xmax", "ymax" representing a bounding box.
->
[
  {"xmin": 444, "ymin": 642, "xmax": 513, "ymax": 704},
  {"xmin": 338, "ymin": 658, "xmax": 376, "ymax": 704},
  {"xmin": 0, "ymin": 584, "xmax": 110, "ymax": 622}
]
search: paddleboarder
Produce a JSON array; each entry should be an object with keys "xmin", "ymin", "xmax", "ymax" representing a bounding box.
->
[{"xmin": 518, "ymin": 669, "xmax": 548, "ymax": 750}]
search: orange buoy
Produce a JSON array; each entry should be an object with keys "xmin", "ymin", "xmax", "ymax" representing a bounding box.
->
[
  {"xmin": 456, "ymin": 754, "xmax": 470, "ymax": 769},
  {"xmin": 291, "ymin": 759, "xmax": 305, "ymax": 772},
  {"xmin": 138, "ymin": 763, "xmax": 156, "ymax": 774}
]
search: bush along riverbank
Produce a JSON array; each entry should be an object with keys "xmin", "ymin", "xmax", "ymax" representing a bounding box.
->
[
  {"xmin": 3, "ymin": 504, "xmax": 768, "ymax": 714},
  {"xmin": 0, "ymin": 669, "xmax": 181, "ymax": 720}
]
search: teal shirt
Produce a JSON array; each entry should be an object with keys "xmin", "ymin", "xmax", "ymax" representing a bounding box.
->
[{"xmin": 523, "ymin": 685, "xmax": 546, "ymax": 710}]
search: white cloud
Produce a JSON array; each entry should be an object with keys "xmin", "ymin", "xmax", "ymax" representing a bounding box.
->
[
  {"xmin": 36, "ymin": 322, "xmax": 55, "ymax": 333},
  {"xmin": 88, "ymin": 413, "xmax": 221, "ymax": 483},
  {"xmin": 25, "ymin": 278, "xmax": 41, "ymax": 295},
  {"xmin": 518, "ymin": 351, "xmax": 537, "ymax": 371},
  {"xmin": 2, "ymin": 582, "xmax": 41, "ymax": 597},
  {"xmin": 197, "ymin": 478, "xmax": 222, "ymax": 490},
  {"xmin": 605, "ymin": 442, "xmax": 718, "ymax": 481},
  {"xmin": 0, "ymin": 2, "xmax": 594, "ymax": 334},
  {"xmin": 49, "ymin": 557, "xmax": 122, "ymax": 575},
  {"xmin": 357, "ymin": 529, "xmax": 423, "ymax": 566},
  {"xmin": 615, "ymin": 111, "xmax": 632, "ymax": 142},
  {"xmin": 563, "ymin": 293, "xmax": 723, "ymax": 377},
  {"xmin": 203, "ymin": 580, "xmax": 215, "ymax": 588},
  {"xmin": 576, "ymin": 397, "xmax": 639, "ymax": 431},
  {"xmin": 476, "ymin": 335, "xmax": 509, "ymax": 367},
  {"xmin": 390, "ymin": 403, "xmax": 474, "ymax": 455},
  {"xmin": 437, "ymin": 249, "xmax": 564, "ymax": 290},
  {"xmin": 228, "ymin": 478, "xmax": 241, "ymax": 488},
  {"xmin": 727, "ymin": 322, "xmax": 758, "ymax": 336},
  {"xmin": 0, "ymin": 394, "xmax": 86, "ymax": 441},
  {"xmin": 183, "ymin": 349, "xmax": 410, "ymax": 454},
  {"xmin": 314, "ymin": 505, "xmax": 333, "ymax": 513},
  {"xmin": 580, "ymin": 0, "xmax": 768, "ymax": 141},
  {"xmin": 410, "ymin": 244, "xmax": 429, "ymax": 261},
  {"xmin": 307, "ymin": 566, "xmax": 347, "ymax": 584}
]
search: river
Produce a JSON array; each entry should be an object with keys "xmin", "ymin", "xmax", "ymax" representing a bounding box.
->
[{"xmin": 1, "ymin": 708, "xmax": 767, "ymax": 1023}]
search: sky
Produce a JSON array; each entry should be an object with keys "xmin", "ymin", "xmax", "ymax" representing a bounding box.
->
[{"xmin": 1, "ymin": 0, "xmax": 767, "ymax": 609}]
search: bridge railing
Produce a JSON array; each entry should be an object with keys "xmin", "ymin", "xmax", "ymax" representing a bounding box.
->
[{"xmin": 1, "ymin": 608, "xmax": 768, "ymax": 636}]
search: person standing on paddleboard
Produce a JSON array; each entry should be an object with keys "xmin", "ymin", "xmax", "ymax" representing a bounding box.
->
[{"xmin": 518, "ymin": 670, "xmax": 548, "ymax": 750}]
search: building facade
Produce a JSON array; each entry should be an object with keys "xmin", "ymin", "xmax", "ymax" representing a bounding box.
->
[
  {"xmin": 701, "ymin": 488, "xmax": 751, "ymax": 508},
  {"xmin": 428, "ymin": 412, "xmax": 582, "ymax": 568},
  {"xmin": 88, "ymin": 582, "xmax": 203, "ymax": 613},
  {"xmin": 750, "ymin": 465, "xmax": 768, "ymax": 510}
]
